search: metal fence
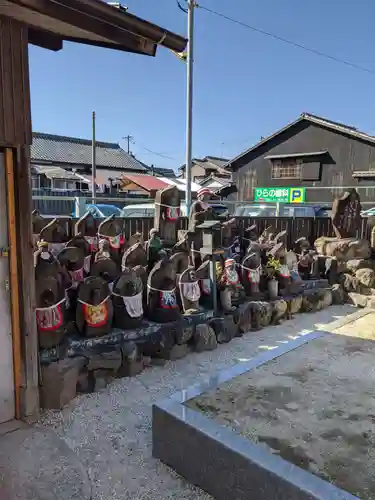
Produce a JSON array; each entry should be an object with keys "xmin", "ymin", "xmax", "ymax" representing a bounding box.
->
[
  {"xmin": 31, "ymin": 191, "xmax": 149, "ymax": 216},
  {"xmin": 44, "ymin": 216, "xmax": 371, "ymax": 246}
]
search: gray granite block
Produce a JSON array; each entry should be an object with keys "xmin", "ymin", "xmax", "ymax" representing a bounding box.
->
[{"xmin": 152, "ymin": 331, "xmax": 358, "ymax": 500}]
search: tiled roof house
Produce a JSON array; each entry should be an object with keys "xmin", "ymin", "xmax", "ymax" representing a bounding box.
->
[
  {"xmin": 178, "ymin": 155, "xmax": 231, "ymax": 183},
  {"xmin": 31, "ymin": 132, "xmax": 149, "ymax": 190}
]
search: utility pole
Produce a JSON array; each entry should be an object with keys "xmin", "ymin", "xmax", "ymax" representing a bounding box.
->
[
  {"xmin": 92, "ymin": 111, "xmax": 96, "ymax": 204},
  {"xmin": 185, "ymin": 0, "xmax": 195, "ymax": 214},
  {"xmin": 123, "ymin": 134, "xmax": 133, "ymax": 154}
]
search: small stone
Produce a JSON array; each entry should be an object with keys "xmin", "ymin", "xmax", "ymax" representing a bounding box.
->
[
  {"xmin": 346, "ymin": 259, "xmax": 375, "ymax": 272},
  {"xmin": 285, "ymin": 402, "xmax": 299, "ymax": 411},
  {"xmin": 366, "ymin": 296, "xmax": 375, "ymax": 310},
  {"xmin": 76, "ymin": 370, "xmax": 95, "ymax": 394},
  {"xmin": 237, "ymin": 303, "xmax": 252, "ymax": 333},
  {"xmin": 249, "ymin": 301, "xmax": 272, "ymax": 330},
  {"xmin": 288, "ymin": 295, "xmax": 303, "ymax": 315},
  {"xmin": 93, "ymin": 373, "xmax": 108, "ymax": 391},
  {"xmin": 175, "ymin": 325, "xmax": 193, "ymax": 345},
  {"xmin": 270, "ymin": 299, "xmax": 287, "ymax": 325},
  {"xmin": 301, "ymin": 291, "xmax": 320, "ymax": 313},
  {"xmin": 143, "ymin": 356, "xmax": 152, "ymax": 367},
  {"xmin": 193, "ymin": 324, "xmax": 218, "ymax": 352},
  {"xmin": 347, "ymin": 292, "xmax": 368, "ymax": 308},
  {"xmin": 339, "ymin": 273, "xmax": 358, "ymax": 293},
  {"xmin": 163, "ymin": 343, "xmax": 191, "ymax": 360},
  {"xmin": 151, "ymin": 357, "xmax": 167, "ymax": 366},
  {"xmin": 121, "ymin": 341, "xmax": 138, "ymax": 360},
  {"xmin": 331, "ymin": 284, "xmax": 346, "ymax": 305},
  {"xmin": 40, "ymin": 357, "xmax": 85, "ymax": 409},
  {"xmin": 87, "ymin": 348, "xmax": 122, "ymax": 372},
  {"xmin": 117, "ymin": 358, "xmax": 144, "ymax": 377},
  {"xmin": 210, "ymin": 316, "xmax": 237, "ymax": 343},
  {"xmin": 316, "ymin": 288, "xmax": 332, "ymax": 309},
  {"xmin": 356, "ymin": 268, "xmax": 375, "ymax": 289}
]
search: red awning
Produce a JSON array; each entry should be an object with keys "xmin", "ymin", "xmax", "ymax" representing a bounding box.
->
[{"xmin": 121, "ymin": 174, "xmax": 169, "ymax": 193}]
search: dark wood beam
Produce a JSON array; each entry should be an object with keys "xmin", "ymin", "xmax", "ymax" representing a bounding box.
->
[
  {"xmin": 7, "ymin": 0, "xmax": 156, "ymax": 55},
  {"xmin": 63, "ymin": 36, "xmax": 156, "ymax": 56},
  {"xmin": 28, "ymin": 27, "xmax": 63, "ymax": 51},
  {"xmin": 0, "ymin": 17, "xmax": 32, "ymax": 147},
  {"xmin": 62, "ymin": 0, "xmax": 187, "ymax": 53}
]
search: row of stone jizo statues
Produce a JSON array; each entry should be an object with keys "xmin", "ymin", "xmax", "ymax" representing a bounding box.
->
[{"xmin": 32, "ymin": 186, "xmax": 374, "ymax": 350}]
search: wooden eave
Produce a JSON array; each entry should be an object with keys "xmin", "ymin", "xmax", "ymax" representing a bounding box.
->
[{"xmin": 1, "ymin": 0, "xmax": 187, "ymax": 55}]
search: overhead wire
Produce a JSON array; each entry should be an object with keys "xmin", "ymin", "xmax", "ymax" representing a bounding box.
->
[{"xmin": 196, "ymin": 3, "xmax": 375, "ymax": 76}]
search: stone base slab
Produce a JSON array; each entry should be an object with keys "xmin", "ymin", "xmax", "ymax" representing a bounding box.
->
[{"xmin": 152, "ymin": 330, "xmax": 359, "ymax": 500}]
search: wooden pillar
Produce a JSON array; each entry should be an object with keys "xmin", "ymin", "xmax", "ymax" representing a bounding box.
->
[{"xmin": 0, "ymin": 16, "xmax": 39, "ymax": 419}]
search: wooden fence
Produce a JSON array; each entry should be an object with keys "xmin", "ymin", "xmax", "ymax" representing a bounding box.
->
[{"xmin": 51, "ymin": 216, "xmax": 372, "ymax": 247}]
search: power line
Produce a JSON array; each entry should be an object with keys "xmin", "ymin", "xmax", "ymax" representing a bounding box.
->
[
  {"xmin": 137, "ymin": 146, "xmax": 176, "ymax": 161},
  {"xmin": 197, "ymin": 4, "xmax": 375, "ymax": 76},
  {"xmin": 176, "ymin": 0, "xmax": 188, "ymax": 14}
]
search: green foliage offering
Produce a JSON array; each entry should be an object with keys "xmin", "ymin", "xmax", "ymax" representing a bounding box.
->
[{"xmin": 266, "ymin": 257, "xmax": 281, "ymax": 278}]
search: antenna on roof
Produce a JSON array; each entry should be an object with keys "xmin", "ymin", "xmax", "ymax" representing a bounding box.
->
[{"xmin": 107, "ymin": 2, "xmax": 128, "ymax": 12}]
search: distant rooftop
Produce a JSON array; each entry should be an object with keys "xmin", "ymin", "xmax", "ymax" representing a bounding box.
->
[
  {"xmin": 148, "ymin": 166, "xmax": 176, "ymax": 178},
  {"xmin": 31, "ymin": 132, "xmax": 148, "ymax": 172},
  {"xmin": 179, "ymin": 155, "xmax": 230, "ymax": 173},
  {"xmin": 225, "ymin": 112, "xmax": 375, "ymax": 169}
]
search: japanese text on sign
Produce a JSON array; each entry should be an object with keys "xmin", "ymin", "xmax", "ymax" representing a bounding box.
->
[{"xmin": 254, "ymin": 187, "xmax": 306, "ymax": 203}]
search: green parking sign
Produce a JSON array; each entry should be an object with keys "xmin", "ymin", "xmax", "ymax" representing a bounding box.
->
[{"xmin": 254, "ymin": 187, "xmax": 306, "ymax": 204}]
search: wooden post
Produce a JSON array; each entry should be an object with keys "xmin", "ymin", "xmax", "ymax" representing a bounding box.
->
[
  {"xmin": 14, "ymin": 147, "xmax": 40, "ymax": 419},
  {"xmin": 4, "ymin": 148, "xmax": 22, "ymax": 419},
  {"xmin": 0, "ymin": 18, "xmax": 39, "ymax": 420}
]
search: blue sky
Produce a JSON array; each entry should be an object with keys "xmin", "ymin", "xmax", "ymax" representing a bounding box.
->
[{"xmin": 29, "ymin": 0, "xmax": 375, "ymax": 170}]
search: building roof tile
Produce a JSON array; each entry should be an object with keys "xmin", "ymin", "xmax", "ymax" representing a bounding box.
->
[
  {"xmin": 31, "ymin": 132, "xmax": 148, "ymax": 171},
  {"xmin": 121, "ymin": 174, "xmax": 169, "ymax": 192},
  {"xmin": 179, "ymin": 155, "xmax": 230, "ymax": 173},
  {"xmin": 225, "ymin": 113, "xmax": 375, "ymax": 170}
]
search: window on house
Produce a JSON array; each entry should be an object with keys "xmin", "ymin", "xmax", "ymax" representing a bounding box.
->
[
  {"xmin": 52, "ymin": 179, "xmax": 65, "ymax": 190},
  {"xmin": 271, "ymin": 159, "xmax": 302, "ymax": 180},
  {"xmin": 52, "ymin": 179, "xmax": 75, "ymax": 190},
  {"xmin": 31, "ymin": 175, "xmax": 40, "ymax": 189}
]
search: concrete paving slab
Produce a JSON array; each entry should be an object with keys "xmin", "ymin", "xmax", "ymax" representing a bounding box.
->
[{"xmin": 0, "ymin": 427, "xmax": 91, "ymax": 500}]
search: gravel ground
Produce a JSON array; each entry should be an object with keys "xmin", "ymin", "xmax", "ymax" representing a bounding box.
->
[{"xmin": 39, "ymin": 305, "xmax": 354, "ymax": 500}]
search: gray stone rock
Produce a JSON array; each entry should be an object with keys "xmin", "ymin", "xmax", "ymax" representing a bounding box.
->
[
  {"xmin": 0, "ymin": 427, "xmax": 91, "ymax": 500},
  {"xmin": 164, "ymin": 343, "xmax": 191, "ymax": 360},
  {"xmin": 314, "ymin": 237, "xmax": 371, "ymax": 261},
  {"xmin": 346, "ymin": 259, "xmax": 375, "ymax": 272},
  {"xmin": 193, "ymin": 324, "xmax": 218, "ymax": 352},
  {"xmin": 316, "ymin": 288, "xmax": 332, "ymax": 310},
  {"xmin": 40, "ymin": 357, "xmax": 85, "ymax": 410},
  {"xmin": 121, "ymin": 340, "xmax": 138, "ymax": 360},
  {"xmin": 76, "ymin": 370, "xmax": 95, "ymax": 394},
  {"xmin": 366, "ymin": 296, "xmax": 375, "ymax": 309},
  {"xmin": 236, "ymin": 302, "xmax": 252, "ymax": 334},
  {"xmin": 249, "ymin": 301, "xmax": 272, "ymax": 330},
  {"xmin": 270, "ymin": 299, "xmax": 287, "ymax": 325},
  {"xmin": 347, "ymin": 292, "xmax": 368, "ymax": 308},
  {"xmin": 117, "ymin": 358, "xmax": 144, "ymax": 377},
  {"xmin": 355, "ymin": 268, "xmax": 375, "ymax": 289},
  {"xmin": 331, "ymin": 284, "xmax": 346, "ymax": 305},
  {"xmin": 210, "ymin": 316, "xmax": 237, "ymax": 343},
  {"xmin": 87, "ymin": 348, "xmax": 122, "ymax": 372},
  {"xmin": 339, "ymin": 273, "xmax": 358, "ymax": 293},
  {"xmin": 175, "ymin": 325, "xmax": 194, "ymax": 345},
  {"xmin": 93, "ymin": 372, "xmax": 109, "ymax": 390},
  {"xmin": 117, "ymin": 344, "xmax": 144, "ymax": 377},
  {"xmin": 287, "ymin": 295, "xmax": 303, "ymax": 316},
  {"xmin": 141, "ymin": 324, "xmax": 176, "ymax": 358},
  {"xmin": 301, "ymin": 291, "xmax": 320, "ymax": 313}
]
